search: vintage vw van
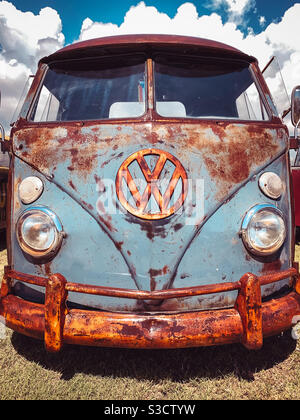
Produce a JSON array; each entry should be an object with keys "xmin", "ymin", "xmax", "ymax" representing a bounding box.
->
[{"xmin": 1, "ymin": 35, "xmax": 300, "ymax": 352}]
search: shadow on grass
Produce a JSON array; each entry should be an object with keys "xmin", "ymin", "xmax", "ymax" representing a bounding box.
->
[{"xmin": 11, "ymin": 330, "xmax": 297, "ymax": 382}]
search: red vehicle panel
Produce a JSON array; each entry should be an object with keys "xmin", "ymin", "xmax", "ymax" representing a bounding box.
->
[
  {"xmin": 0, "ymin": 148, "xmax": 9, "ymax": 230},
  {"xmin": 292, "ymin": 167, "xmax": 300, "ymax": 226}
]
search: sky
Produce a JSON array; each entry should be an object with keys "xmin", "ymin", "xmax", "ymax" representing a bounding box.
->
[{"xmin": 0, "ymin": 0, "xmax": 299, "ymax": 132}]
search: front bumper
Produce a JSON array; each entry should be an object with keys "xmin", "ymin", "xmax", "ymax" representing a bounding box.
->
[{"xmin": 1, "ymin": 266, "xmax": 300, "ymax": 352}]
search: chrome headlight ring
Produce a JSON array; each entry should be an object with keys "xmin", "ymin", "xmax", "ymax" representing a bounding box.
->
[
  {"xmin": 16, "ymin": 206, "xmax": 64, "ymax": 259},
  {"xmin": 241, "ymin": 204, "xmax": 286, "ymax": 256}
]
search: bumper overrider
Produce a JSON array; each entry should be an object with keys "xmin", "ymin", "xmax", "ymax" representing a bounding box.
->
[{"xmin": 1, "ymin": 266, "xmax": 300, "ymax": 352}]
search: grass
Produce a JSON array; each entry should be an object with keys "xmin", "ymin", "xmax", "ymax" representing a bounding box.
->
[{"xmin": 0, "ymin": 236, "xmax": 300, "ymax": 400}]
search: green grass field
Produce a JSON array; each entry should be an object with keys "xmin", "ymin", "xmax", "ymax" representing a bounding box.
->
[{"xmin": 0, "ymin": 241, "xmax": 300, "ymax": 400}]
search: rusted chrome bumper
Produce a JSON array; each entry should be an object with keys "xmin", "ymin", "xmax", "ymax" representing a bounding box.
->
[{"xmin": 1, "ymin": 266, "xmax": 300, "ymax": 352}]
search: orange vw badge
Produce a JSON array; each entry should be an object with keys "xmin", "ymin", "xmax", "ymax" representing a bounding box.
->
[{"xmin": 116, "ymin": 149, "xmax": 188, "ymax": 220}]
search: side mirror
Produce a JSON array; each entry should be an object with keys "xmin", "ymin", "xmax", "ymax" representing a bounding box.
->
[{"xmin": 291, "ymin": 85, "xmax": 300, "ymax": 127}]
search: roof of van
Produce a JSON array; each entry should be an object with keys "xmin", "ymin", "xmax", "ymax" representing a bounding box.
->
[{"xmin": 40, "ymin": 34, "xmax": 256, "ymax": 64}]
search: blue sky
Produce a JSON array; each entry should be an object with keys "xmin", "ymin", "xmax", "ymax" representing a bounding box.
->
[
  {"xmin": 0, "ymin": 0, "xmax": 299, "ymax": 131},
  {"xmin": 6, "ymin": 0, "xmax": 298, "ymax": 45}
]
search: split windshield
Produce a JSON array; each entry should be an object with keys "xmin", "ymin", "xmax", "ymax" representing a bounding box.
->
[
  {"xmin": 30, "ymin": 55, "xmax": 268, "ymax": 122},
  {"xmin": 154, "ymin": 56, "xmax": 268, "ymax": 120}
]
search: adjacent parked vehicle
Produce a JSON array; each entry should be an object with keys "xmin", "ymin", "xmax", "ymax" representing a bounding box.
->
[
  {"xmin": 292, "ymin": 158, "xmax": 300, "ymax": 227},
  {"xmin": 291, "ymin": 86, "xmax": 300, "ymax": 228},
  {"xmin": 1, "ymin": 35, "xmax": 300, "ymax": 352},
  {"xmin": 0, "ymin": 138, "xmax": 9, "ymax": 231}
]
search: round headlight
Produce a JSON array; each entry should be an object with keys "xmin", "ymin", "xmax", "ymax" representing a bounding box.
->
[
  {"xmin": 241, "ymin": 204, "xmax": 286, "ymax": 256},
  {"xmin": 19, "ymin": 176, "xmax": 44, "ymax": 204},
  {"xmin": 16, "ymin": 206, "xmax": 64, "ymax": 258}
]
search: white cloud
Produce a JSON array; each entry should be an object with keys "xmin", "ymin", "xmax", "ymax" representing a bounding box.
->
[
  {"xmin": 0, "ymin": 1, "xmax": 64, "ymax": 69},
  {"xmin": 259, "ymin": 16, "xmax": 266, "ymax": 26},
  {"xmin": 253, "ymin": 4, "xmax": 300, "ymax": 112},
  {"xmin": 76, "ymin": 2, "xmax": 299, "ymax": 68},
  {"xmin": 77, "ymin": 1, "xmax": 300, "ymax": 130},
  {"xmin": 80, "ymin": 17, "xmax": 119, "ymax": 40},
  {"xmin": 79, "ymin": 2, "xmax": 246, "ymax": 42},
  {"xmin": 0, "ymin": 1, "xmax": 64, "ymax": 131},
  {"xmin": 210, "ymin": 0, "xmax": 254, "ymax": 14},
  {"xmin": 208, "ymin": 0, "xmax": 256, "ymax": 24}
]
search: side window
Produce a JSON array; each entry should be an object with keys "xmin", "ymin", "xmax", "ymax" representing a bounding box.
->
[
  {"xmin": 11, "ymin": 74, "xmax": 34, "ymax": 124},
  {"xmin": 262, "ymin": 56, "xmax": 290, "ymax": 119},
  {"xmin": 236, "ymin": 82, "xmax": 268, "ymax": 121},
  {"xmin": 32, "ymin": 85, "xmax": 60, "ymax": 122},
  {"xmin": 294, "ymin": 150, "xmax": 300, "ymax": 167}
]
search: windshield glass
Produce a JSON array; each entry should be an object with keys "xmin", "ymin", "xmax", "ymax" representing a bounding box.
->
[
  {"xmin": 154, "ymin": 56, "xmax": 268, "ymax": 120},
  {"xmin": 30, "ymin": 57, "xmax": 146, "ymax": 122}
]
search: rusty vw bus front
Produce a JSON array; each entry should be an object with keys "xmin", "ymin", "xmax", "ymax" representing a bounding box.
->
[{"xmin": 1, "ymin": 35, "xmax": 300, "ymax": 352}]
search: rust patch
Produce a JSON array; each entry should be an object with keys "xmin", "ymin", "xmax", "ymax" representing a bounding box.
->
[
  {"xmin": 261, "ymin": 260, "xmax": 282, "ymax": 275},
  {"xmin": 81, "ymin": 200, "xmax": 94, "ymax": 211},
  {"xmin": 116, "ymin": 323, "xmax": 146, "ymax": 340},
  {"xmin": 124, "ymin": 214, "xmax": 169, "ymax": 241},
  {"xmin": 115, "ymin": 241, "xmax": 124, "ymax": 251},
  {"xmin": 140, "ymin": 221, "xmax": 167, "ymax": 241},
  {"xmin": 94, "ymin": 174, "xmax": 106, "ymax": 193},
  {"xmin": 160, "ymin": 122, "xmax": 284, "ymax": 201},
  {"xmin": 13, "ymin": 121, "xmax": 285, "ymax": 221},
  {"xmin": 149, "ymin": 265, "xmax": 170, "ymax": 291},
  {"xmin": 101, "ymin": 152, "xmax": 124, "ymax": 169},
  {"xmin": 68, "ymin": 180, "xmax": 77, "ymax": 191},
  {"xmin": 14, "ymin": 126, "xmax": 103, "ymax": 179},
  {"xmin": 98, "ymin": 214, "xmax": 117, "ymax": 233},
  {"xmin": 173, "ymin": 223, "xmax": 183, "ymax": 232},
  {"xmin": 13, "ymin": 176, "xmax": 21, "ymax": 211},
  {"xmin": 96, "ymin": 198, "xmax": 117, "ymax": 233},
  {"xmin": 140, "ymin": 318, "xmax": 169, "ymax": 331},
  {"xmin": 192, "ymin": 125, "xmax": 282, "ymax": 199},
  {"xmin": 44, "ymin": 263, "xmax": 52, "ymax": 277}
]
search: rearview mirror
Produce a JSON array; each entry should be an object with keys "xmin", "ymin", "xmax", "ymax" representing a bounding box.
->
[{"xmin": 291, "ymin": 85, "xmax": 300, "ymax": 127}]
